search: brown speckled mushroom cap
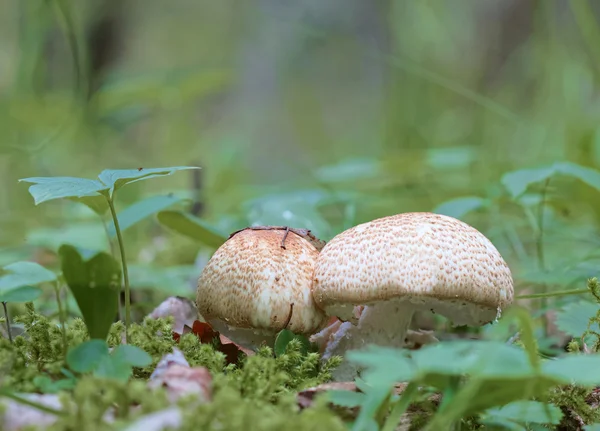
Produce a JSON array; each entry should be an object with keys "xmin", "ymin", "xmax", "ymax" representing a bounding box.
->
[
  {"xmin": 196, "ymin": 227, "xmax": 326, "ymax": 336},
  {"xmin": 312, "ymin": 212, "xmax": 514, "ymax": 326}
]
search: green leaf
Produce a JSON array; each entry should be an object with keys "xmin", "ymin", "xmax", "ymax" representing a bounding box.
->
[
  {"xmin": 33, "ymin": 375, "xmax": 76, "ymax": 394},
  {"xmin": 555, "ymin": 300, "xmax": 598, "ymax": 338},
  {"xmin": 106, "ymin": 194, "xmax": 186, "ymax": 238},
  {"xmin": 93, "ymin": 345, "xmax": 151, "ymax": 382},
  {"xmin": 346, "ymin": 346, "xmax": 415, "ymax": 387},
  {"xmin": 501, "ymin": 161, "xmax": 600, "ymax": 199},
  {"xmin": 19, "ymin": 177, "xmax": 108, "ymax": 205},
  {"xmin": 433, "ymin": 196, "xmax": 487, "ymax": 219},
  {"xmin": 0, "ymin": 261, "xmax": 57, "ymax": 293},
  {"xmin": 156, "ymin": 210, "xmax": 228, "ymax": 248},
  {"xmin": 501, "ymin": 166, "xmax": 555, "ymax": 199},
  {"xmin": 351, "ymin": 386, "xmax": 392, "ymax": 431},
  {"xmin": 485, "ymin": 401, "xmax": 563, "ymax": 425},
  {"xmin": 111, "ymin": 345, "xmax": 152, "ymax": 367},
  {"xmin": 542, "ymin": 354, "xmax": 600, "ymax": 386},
  {"xmin": 72, "ymin": 195, "xmax": 109, "ymax": 216},
  {"xmin": 97, "ymin": 166, "xmax": 200, "ymax": 196},
  {"xmin": 0, "ymin": 285, "xmax": 42, "ymax": 303},
  {"xmin": 67, "ymin": 339, "xmax": 110, "ymax": 373},
  {"xmin": 58, "ymin": 245, "xmax": 121, "ymax": 340},
  {"xmin": 584, "ymin": 424, "xmax": 600, "ymax": 431},
  {"xmin": 478, "ymin": 417, "xmax": 528, "ymax": 430},
  {"xmin": 273, "ymin": 329, "xmax": 310, "ymax": 357},
  {"xmin": 326, "ymin": 390, "xmax": 365, "ymax": 408},
  {"xmin": 93, "ymin": 355, "xmax": 133, "ymax": 382},
  {"xmin": 555, "ymin": 161, "xmax": 600, "ymax": 190}
]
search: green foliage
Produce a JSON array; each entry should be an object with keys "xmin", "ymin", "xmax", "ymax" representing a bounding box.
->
[
  {"xmin": 105, "ymin": 194, "xmax": 186, "ymax": 238},
  {"xmin": 0, "ymin": 285, "xmax": 42, "ymax": 303},
  {"xmin": 58, "ymin": 245, "xmax": 121, "ymax": 340},
  {"xmin": 273, "ymin": 329, "xmax": 311, "ymax": 357},
  {"xmin": 156, "ymin": 210, "xmax": 228, "ymax": 248},
  {"xmin": 0, "ymin": 261, "xmax": 57, "ymax": 296}
]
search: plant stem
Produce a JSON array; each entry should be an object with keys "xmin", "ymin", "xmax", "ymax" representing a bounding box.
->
[
  {"xmin": 2, "ymin": 302, "xmax": 12, "ymax": 343},
  {"xmin": 102, "ymin": 221, "xmax": 122, "ymax": 322},
  {"xmin": 381, "ymin": 382, "xmax": 419, "ymax": 431},
  {"xmin": 537, "ymin": 178, "xmax": 550, "ymax": 336},
  {"xmin": 516, "ymin": 288, "xmax": 589, "ymax": 300},
  {"xmin": 54, "ymin": 283, "xmax": 68, "ymax": 358},
  {"xmin": 107, "ymin": 197, "xmax": 131, "ymax": 344}
]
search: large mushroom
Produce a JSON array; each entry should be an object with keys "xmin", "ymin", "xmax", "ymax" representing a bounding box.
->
[
  {"xmin": 196, "ymin": 226, "xmax": 327, "ymax": 350},
  {"xmin": 311, "ymin": 212, "xmax": 514, "ymax": 380}
]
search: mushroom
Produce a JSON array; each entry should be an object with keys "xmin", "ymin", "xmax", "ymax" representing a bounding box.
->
[
  {"xmin": 196, "ymin": 226, "xmax": 327, "ymax": 350},
  {"xmin": 311, "ymin": 212, "xmax": 514, "ymax": 380}
]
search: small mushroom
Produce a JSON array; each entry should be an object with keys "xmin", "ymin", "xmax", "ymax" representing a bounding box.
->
[
  {"xmin": 311, "ymin": 212, "xmax": 514, "ymax": 380},
  {"xmin": 196, "ymin": 227, "xmax": 327, "ymax": 350}
]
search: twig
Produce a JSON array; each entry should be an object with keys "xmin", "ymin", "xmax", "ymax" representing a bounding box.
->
[{"xmin": 281, "ymin": 227, "xmax": 291, "ymax": 249}]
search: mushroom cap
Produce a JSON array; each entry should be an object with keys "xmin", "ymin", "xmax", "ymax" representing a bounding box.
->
[
  {"xmin": 312, "ymin": 212, "xmax": 514, "ymax": 326},
  {"xmin": 196, "ymin": 227, "xmax": 326, "ymax": 335}
]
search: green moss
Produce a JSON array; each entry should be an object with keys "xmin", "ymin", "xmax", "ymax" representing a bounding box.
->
[{"xmin": 1, "ymin": 305, "xmax": 346, "ymax": 431}]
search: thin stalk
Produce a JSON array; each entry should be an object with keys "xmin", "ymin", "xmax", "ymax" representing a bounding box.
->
[
  {"xmin": 536, "ymin": 178, "xmax": 550, "ymax": 336},
  {"xmin": 54, "ymin": 283, "xmax": 68, "ymax": 358},
  {"xmin": 381, "ymin": 382, "xmax": 419, "ymax": 431},
  {"xmin": 516, "ymin": 289, "xmax": 589, "ymax": 300},
  {"xmin": 0, "ymin": 390, "xmax": 66, "ymax": 416},
  {"xmin": 107, "ymin": 197, "xmax": 131, "ymax": 344},
  {"xmin": 102, "ymin": 221, "xmax": 121, "ymax": 322},
  {"xmin": 2, "ymin": 302, "xmax": 12, "ymax": 343}
]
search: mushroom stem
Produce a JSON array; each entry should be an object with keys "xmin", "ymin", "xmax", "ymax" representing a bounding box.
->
[{"xmin": 322, "ymin": 299, "xmax": 415, "ymax": 381}]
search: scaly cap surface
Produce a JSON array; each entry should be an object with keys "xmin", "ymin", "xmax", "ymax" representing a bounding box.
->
[
  {"xmin": 312, "ymin": 212, "xmax": 514, "ymax": 325},
  {"xmin": 196, "ymin": 227, "xmax": 326, "ymax": 334}
]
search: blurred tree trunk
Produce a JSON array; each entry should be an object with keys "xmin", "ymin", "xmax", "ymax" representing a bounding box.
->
[{"xmin": 217, "ymin": 0, "xmax": 391, "ymax": 183}]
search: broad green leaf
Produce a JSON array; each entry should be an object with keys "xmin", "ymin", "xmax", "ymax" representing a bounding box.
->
[
  {"xmin": 156, "ymin": 210, "xmax": 228, "ymax": 248},
  {"xmin": 351, "ymin": 386, "xmax": 392, "ymax": 431},
  {"xmin": 0, "ymin": 261, "xmax": 56, "ymax": 293},
  {"xmin": 542, "ymin": 354, "xmax": 600, "ymax": 386},
  {"xmin": 0, "ymin": 285, "xmax": 42, "ymax": 303},
  {"xmin": 501, "ymin": 166, "xmax": 555, "ymax": 199},
  {"xmin": 106, "ymin": 194, "xmax": 186, "ymax": 238},
  {"xmin": 501, "ymin": 161, "xmax": 600, "ymax": 199},
  {"xmin": 326, "ymin": 390, "xmax": 365, "ymax": 408},
  {"xmin": 555, "ymin": 300, "xmax": 598, "ymax": 337},
  {"xmin": 98, "ymin": 166, "xmax": 200, "ymax": 196},
  {"xmin": 555, "ymin": 161, "xmax": 600, "ymax": 190},
  {"xmin": 93, "ymin": 346, "xmax": 151, "ymax": 382},
  {"xmin": 72, "ymin": 195, "xmax": 109, "ymax": 216},
  {"xmin": 585, "ymin": 425, "xmax": 600, "ymax": 431},
  {"xmin": 111, "ymin": 345, "xmax": 152, "ymax": 367},
  {"xmin": 485, "ymin": 401, "xmax": 563, "ymax": 425},
  {"xmin": 93, "ymin": 355, "xmax": 134, "ymax": 382},
  {"xmin": 33, "ymin": 375, "xmax": 76, "ymax": 394},
  {"xmin": 19, "ymin": 176, "xmax": 108, "ymax": 205},
  {"xmin": 346, "ymin": 346, "xmax": 415, "ymax": 386},
  {"xmin": 478, "ymin": 417, "xmax": 528, "ymax": 430},
  {"xmin": 58, "ymin": 245, "xmax": 121, "ymax": 340},
  {"xmin": 67, "ymin": 339, "xmax": 110, "ymax": 373},
  {"xmin": 433, "ymin": 196, "xmax": 487, "ymax": 219},
  {"xmin": 273, "ymin": 329, "xmax": 310, "ymax": 357}
]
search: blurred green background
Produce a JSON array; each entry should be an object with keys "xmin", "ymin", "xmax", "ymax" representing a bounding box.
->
[{"xmin": 3, "ymin": 0, "xmax": 600, "ymax": 340}]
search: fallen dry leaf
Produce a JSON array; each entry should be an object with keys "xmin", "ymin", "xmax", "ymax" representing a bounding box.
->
[{"xmin": 172, "ymin": 320, "xmax": 255, "ymax": 365}]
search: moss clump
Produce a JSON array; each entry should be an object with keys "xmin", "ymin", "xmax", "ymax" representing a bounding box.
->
[{"xmin": 0, "ymin": 304, "xmax": 345, "ymax": 431}]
